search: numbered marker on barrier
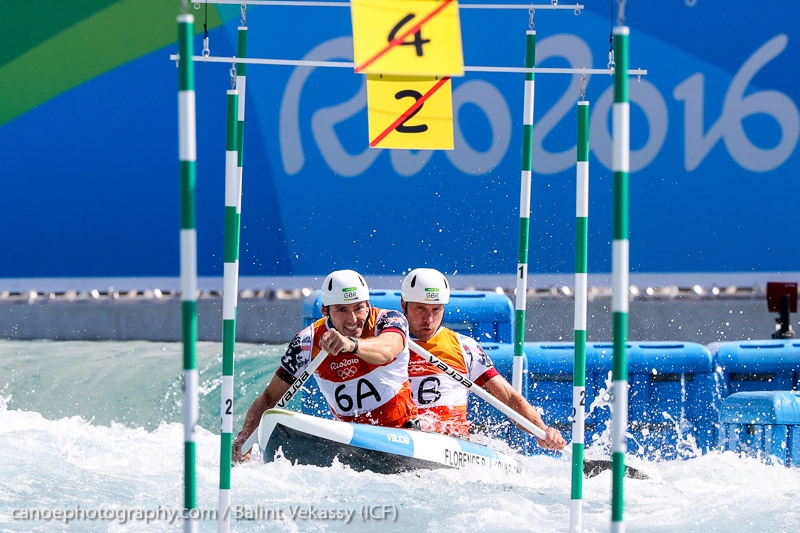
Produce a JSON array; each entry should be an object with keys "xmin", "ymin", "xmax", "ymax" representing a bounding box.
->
[
  {"xmin": 351, "ymin": 0, "xmax": 463, "ymax": 76},
  {"xmin": 367, "ymin": 74, "xmax": 454, "ymax": 150}
]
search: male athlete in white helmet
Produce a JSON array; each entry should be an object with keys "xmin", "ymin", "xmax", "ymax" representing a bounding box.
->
[
  {"xmin": 233, "ymin": 269, "xmax": 418, "ymax": 461},
  {"xmin": 401, "ymin": 268, "xmax": 565, "ymax": 450}
]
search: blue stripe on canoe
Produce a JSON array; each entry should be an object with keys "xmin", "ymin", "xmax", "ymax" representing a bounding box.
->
[
  {"xmin": 458, "ymin": 438, "xmax": 500, "ymax": 459},
  {"xmin": 350, "ymin": 425, "xmax": 415, "ymax": 457}
]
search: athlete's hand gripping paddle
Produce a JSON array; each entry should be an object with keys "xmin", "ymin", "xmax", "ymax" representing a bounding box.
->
[
  {"xmin": 408, "ymin": 340, "xmax": 646, "ymax": 479},
  {"xmin": 239, "ymin": 350, "xmax": 330, "ymax": 457}
]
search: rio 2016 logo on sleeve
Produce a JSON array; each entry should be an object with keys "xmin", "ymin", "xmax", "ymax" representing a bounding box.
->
[
  {"xmin": 424, "ymin": 288, "xmax": 439, "ymax": 301},
  {"xmin": 342, "ymin": 287, "xmax": 359, "ymax": 301}
]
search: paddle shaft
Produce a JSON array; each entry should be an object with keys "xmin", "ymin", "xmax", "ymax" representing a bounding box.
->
[
  {"xmin": 240, "ymin": 349, "xmax": 330, "ymax": 454},
  {"xmin": 406, "ymin": 341, "xmax": 651, "ymax": 479},
  {"xmin": 408, "ymin": 340, "xmax": 571, "ymax": 458},
  {"xmin": 276, "ymin": 349, "xmax": 330, "ymax": 408}
]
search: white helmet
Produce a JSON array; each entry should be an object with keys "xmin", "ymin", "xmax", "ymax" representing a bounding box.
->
[
  {"xmin": 401, "ymin": 268, "xmax": 450, "ymax": 304},
  {"xmin": 321, "ymin": 269, "xmax": 370, "ymax": 306}
]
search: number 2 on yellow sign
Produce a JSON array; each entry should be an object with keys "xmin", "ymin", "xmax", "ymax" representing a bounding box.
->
[{"xmin": 367, "ymin": 75, "xmax": 454, "ymax": 150}]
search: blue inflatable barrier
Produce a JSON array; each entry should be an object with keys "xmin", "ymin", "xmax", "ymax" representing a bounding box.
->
[
  {"xmin": 710, "ymin": 341, "xmax": 800, "ymax": 396},
  {"xmin": 626, "ymin": 343, "xmax": 718, "ymax": 456},
  {"xmin": 513, "ymin": 342, "xmax": 717, "ymax": 458},
  {"xmin": 519, "ymin": 342, "xmax": 597, "ymax": 456},
  {"xmin": 302, "ymin": 289, "xmax": 514, "ymax": 343},
  {"xmin": 718, "ymin": 391, "xmax": 800, "ymax": 467}
]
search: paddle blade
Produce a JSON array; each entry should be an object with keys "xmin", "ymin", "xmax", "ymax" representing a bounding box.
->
[{"xmin": 583, "ymin": 460, "xmax": 648, "ymax": 480}]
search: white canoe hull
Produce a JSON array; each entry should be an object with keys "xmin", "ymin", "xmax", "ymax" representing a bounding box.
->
[{"xmin": 256, "ymin": 409, "xmax": 519, "ymax": 475}]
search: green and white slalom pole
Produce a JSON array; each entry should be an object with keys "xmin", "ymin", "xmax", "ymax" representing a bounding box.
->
[
  {"xmin": 218, "ymin": 87, "xmax": 239, "ymax": 533},
  {"xmin": 218, "ymin": 19, "xmax": 247, "ymax": 533},
  {"xmin": 570, "ymin": 97, "xmax": 589, "ymax": 533},
  {"xmin": 177, "ymin": 12, "xmax": 198, "ymax": 533},
  {"xmin": 611, "ymin": 24, "xmax": 630, "ymax": 533},
  {"xmin": 513, "ymin": 28, "xmax": 536, "ymax": 392}
]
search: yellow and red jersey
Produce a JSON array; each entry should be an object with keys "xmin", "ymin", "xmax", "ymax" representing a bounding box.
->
[
  {"xmin": 278, "ymin": 306, "xmax": 417, "ymax": 428},
  {"xmin": 408, "ymin": 328, "xmax": 498, "ymax": 437}
]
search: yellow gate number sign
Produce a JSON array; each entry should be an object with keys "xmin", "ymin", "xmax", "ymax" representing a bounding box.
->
[
  {"xmin": 367, "ymin": 75, "xmax": 454, "ymax": 150},
  {"xmin": 351, "ymin": 0, "xmax": 463, "ymax": 77}
]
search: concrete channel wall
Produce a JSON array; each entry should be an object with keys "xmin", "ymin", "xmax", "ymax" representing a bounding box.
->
[{"xmin": 1, "ymin": 284, "xmax": 793, "ymax": 346}]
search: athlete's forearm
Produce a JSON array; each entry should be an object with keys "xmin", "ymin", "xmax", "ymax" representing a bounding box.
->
[{"xmin": 322, "ymin": 329, "xmax": 403, "ymax": 365}]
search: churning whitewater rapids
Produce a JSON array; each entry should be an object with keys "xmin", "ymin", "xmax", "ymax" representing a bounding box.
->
[{"xmin": 1, "ymin": 340, "xmax": 799, "ymax": 532}]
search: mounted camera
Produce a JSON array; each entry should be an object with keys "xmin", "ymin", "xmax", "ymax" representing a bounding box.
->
[{"xmin": 767, "ymin": 281, "xmax": 797, "ymax": 339}]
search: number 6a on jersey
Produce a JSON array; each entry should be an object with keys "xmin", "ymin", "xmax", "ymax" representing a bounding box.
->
[{"xmin": 367, "ymin": 74, "xmax": 454, "ymax": 150}]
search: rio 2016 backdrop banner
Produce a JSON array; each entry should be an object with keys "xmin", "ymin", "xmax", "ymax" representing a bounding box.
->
[{"xmin": 0, "ymin": 1, "xmax": 797, "ymax": 280}]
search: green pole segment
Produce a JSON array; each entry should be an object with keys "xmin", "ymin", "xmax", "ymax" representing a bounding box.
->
[
  {"xmin": 570, "ymin": 99, "xmax": 589, "ymax": 533},
  {"xmin": 513, "ymin": 29, "xmax": 535, "ymax": 392},
  {"xmin": 218, "ymin": 88, "xmax": 240, "ymax": 533},
  {"xmin": 177, "ymin": 12, "xmax": 198, "ymax": 533},
  {"xmin": 237, "ymin": 25, "xmax": 247, "ymax": 168},
  {"xmin": 611, "ymin": 25, "xmax": 630, "ymax": 533}
]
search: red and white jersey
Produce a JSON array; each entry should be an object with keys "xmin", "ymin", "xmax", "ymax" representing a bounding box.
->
[
  {"xmin": 278, "ymin": 306, "xmax": 417, "ymax": 428},
  {"xmin": 408, "ymin": 328, "xmax": 498, "ymax": 436}
]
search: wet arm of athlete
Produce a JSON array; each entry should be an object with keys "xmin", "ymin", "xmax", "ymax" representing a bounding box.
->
[
  {"xmin": 231, "ymin": 373, "xmax": 291, "ymax": 462},
  {"xmin": 483, "ymin": 376, "xmax": 567, "ymax": 451},
  {"xmin": 320, "ymin": 328, "xmax": 404, "ymax": 365}
]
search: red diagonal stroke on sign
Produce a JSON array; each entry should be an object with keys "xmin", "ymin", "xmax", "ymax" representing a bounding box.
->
[
  {"xmin": 370, "ymin": 76, "xmax": 450, "ymax": 148},
  {"xmin": 354, "ymin": 0, "xmax": 455, "ymax": 74}
]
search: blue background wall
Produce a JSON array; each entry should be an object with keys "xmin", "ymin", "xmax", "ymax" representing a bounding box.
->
[{"xmin": 1, "ymin": 1, "xmax": 797, "ymax": 281}]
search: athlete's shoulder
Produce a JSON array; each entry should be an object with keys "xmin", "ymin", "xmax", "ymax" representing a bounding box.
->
[
  {"xmin": 374, "ymin": 307, "xmax": 408, "ymax": 332},
  {"xmin": 454, "ymin": 330, "xmax": 480, "ymax": 348},
  {"xmin": 281, "ymin": 325, "xmax": 313, "ymax": 374},
  {"xmin": 457, "ymin": 332, "xmax": 494, "ymax": 367}
]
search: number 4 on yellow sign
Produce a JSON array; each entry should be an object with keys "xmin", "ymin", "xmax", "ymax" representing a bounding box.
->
[
  {"xmin": 367, "ymin": 74, "xmax": 454, "ymax": 150},
  {"xmin": 351, "ymin": 0, "xmax": 463, "ymax": 77}
]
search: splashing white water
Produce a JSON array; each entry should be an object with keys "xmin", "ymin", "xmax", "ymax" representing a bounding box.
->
[{"xmin": 0, "ymin": 340, "xmax": 799, "ymax": 532}]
